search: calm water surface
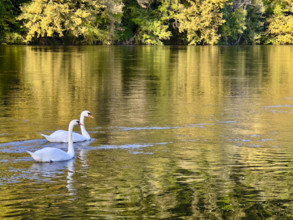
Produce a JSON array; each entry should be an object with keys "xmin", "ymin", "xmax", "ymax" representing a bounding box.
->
[{"xmin": 1, "ymin": 45, "xmax": 293, "ymax": 219}]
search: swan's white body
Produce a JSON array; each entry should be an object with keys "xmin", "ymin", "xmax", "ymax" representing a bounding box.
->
[
  {"xmin": 41, "ymin": 111, "xmax": 94, "ymax": 143},
  {"xmin": 41, "ymin": 130, "xmax": 88, "ymax": 143},
  {"xmin": 28, "ymin": 120, "xmax": 81, "ymax": 162}
]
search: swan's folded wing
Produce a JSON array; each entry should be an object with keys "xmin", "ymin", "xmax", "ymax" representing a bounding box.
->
[
  {"xmin": 41, "ymin": 130, "xmax": 89, "ymax": 143},
  {"xmin": 41, "ymin": 130, "xmax": 68, "ymax": 142},
  {"xmin": 72, "ymin": 132, "xmax": 88, "ymax": 142},
  {"xmin": 29, "ymin": 147, "xmax": 72, "ymax": 162}
]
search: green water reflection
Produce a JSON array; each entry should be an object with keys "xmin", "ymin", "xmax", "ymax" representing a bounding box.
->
[{"xmin": 0, "ymin": 45, "xmax": 293, "ymax": 218}]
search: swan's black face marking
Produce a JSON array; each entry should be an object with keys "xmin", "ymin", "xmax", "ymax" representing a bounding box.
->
[
  {"xmin": 76, "ymin": 120, "xmax": 83, "ymax": 126},
  {"xmin": 86, "ymin": 111, "xmax": 94, "ymax": 119}
]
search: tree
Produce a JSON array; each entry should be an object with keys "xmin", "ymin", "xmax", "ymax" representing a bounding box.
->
[
  {"xmin": 18, "ymin": 0, "xmax": 114, "ymax": 44},
  {"xmin": 119, "ymin": 0, "xmax": 172, "ymax": 45},
  {"xmin": 176, "ymin": 0, "xmax": 228, "ymax": 45},
  {"xmin": 220, "ymin": 0, "xmax": 265, "ymax": 45},
  {"xmin": 103, "ymin": 0, "xmax": 124, "ymax": 44},
  {"xmin": 266, "ymin": 0, "xmax": 293, "ymax": 44},
  {"xmin": 0, "ymin": 0, "xmax": 30, "ymax": 44}
]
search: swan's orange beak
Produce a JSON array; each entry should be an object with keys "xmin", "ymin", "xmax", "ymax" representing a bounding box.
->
[
  {"xmin": 79, "ymin": 122, "xmax": 84, "ymax": 126},
  {"xmin": 89, "ymin": 114, "xmax": 94, "ymax": 119}
]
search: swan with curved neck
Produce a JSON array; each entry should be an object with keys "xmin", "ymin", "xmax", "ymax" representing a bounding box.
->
[
  {"xmin": 28, "ymin": 119, "xmax": 81, "ymax": 162},
  {"xmin": 41, "ymin": 110, "xmax": 94, "ymax": 142}
]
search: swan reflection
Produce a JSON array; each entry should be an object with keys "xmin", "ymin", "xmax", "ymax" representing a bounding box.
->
[
  {"xmin": 30, "ymin": 159, "xmax": 75, "ymax": 195},
  {"xmin": 28, "ymin": 139, "xmax": 94, "ymax": 196},
  {"xmin": 76, "ymin": 139, "xmax": 95, "ymax": 165}
]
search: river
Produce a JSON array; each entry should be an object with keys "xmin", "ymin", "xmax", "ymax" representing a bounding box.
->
[{"xmin": 0, "ymin": 45, "xmax": 293, "ymax": 218}]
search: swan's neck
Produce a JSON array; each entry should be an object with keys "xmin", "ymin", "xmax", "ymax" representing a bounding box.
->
[
  {"xmin": 80, "ymin": 114, "xmax": 90, "ymax": 139},
  {"xmin": 67, "ymin": 123, "xmax": 75, "ymax": 157}
]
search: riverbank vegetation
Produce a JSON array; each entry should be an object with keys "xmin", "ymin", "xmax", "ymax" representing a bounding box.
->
[{"xmin": 0, "ymin": 0, "xmax": 292, "ymax": 45}]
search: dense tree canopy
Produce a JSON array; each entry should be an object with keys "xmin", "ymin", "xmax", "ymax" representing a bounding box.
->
[
  {"xmin": 17, "ymin": 0, "xmax": 124, "ymax": 44},
  {"xmin": 220, "ymin": 0, "xmax": 266, "ymax": 45},
  {"xmin": 0, "ymin": 0, "xmax": 30, "ymax": 43},
  {"xmin": 267, "ymin": 0, "xmax": 293, "ymax": 44},
  {"xmin": 0, "ymin": 0, "xmax": 292, "ymax": 45}
]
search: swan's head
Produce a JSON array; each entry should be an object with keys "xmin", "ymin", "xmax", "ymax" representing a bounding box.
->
[
  {"xmin": 82, "ymin": 110, "xmax": 94, "ymax": 119},
  {"xmin": 71, "ymin": 119, "xmax": 83, "ymax": 127}
]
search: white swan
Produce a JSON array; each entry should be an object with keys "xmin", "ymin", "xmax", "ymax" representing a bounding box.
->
[
  {"xmin": 27, "ymin": 119, "xmax": 81, "ymax": 162},
  {"xmin": 41, "ymin": 110, "xmax": 94, "ymax": 142}
]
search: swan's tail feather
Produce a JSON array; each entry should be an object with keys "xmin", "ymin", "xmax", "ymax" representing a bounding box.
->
[
  {"xmin": 41, "ymin": 134, "xmax": 56, "ymax": 142},
  {"xmin": 41, "ymin": 133, "xmax": 49, "ymax": 139},
  {"xmin": 27, "ymin": 151, "xmax": 41, "ymax": 162}
]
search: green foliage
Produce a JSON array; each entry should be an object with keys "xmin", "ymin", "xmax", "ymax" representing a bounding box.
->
[
  {"xmin": 5, "ymin": 33, "xmax": 24, "ymax": 44},
  {"xmin": 0, "ymin": 0, "xmax": 14, "ymax": 43},
  {"xmin": 102, "ymin": 0, "xmax": 124, "ymax": 44},
  {"xmin": 221, "ymin": 7, "xmax": 247, "ymax": 44},
  {"xmin": 0, "ymin": 0, "xmax": 293, "ymax": 45},
  {"xmin": 18, "ymin": 0, "xmax": 124, "ymax": 44},
  {"xmin": 244, "ymin": 1, "xmax": 265, "ymax": 44},
  {"xmin": 18, "ymin": 0, "xmax": 107, "ymax": 44},
  {"xmin": 266, "ymin": 0, "xmax": 293, "ymax": 44},
  {"xmin": 118, "ymin": 0, "xmax": 173, "ymax": 45},
  {"xmin": 0, "ymin": 0, "xmax": 29, "ymax": 44},
  {"xmin": 220, "ymin": 0, "xmax": 265, "ymax": 45},
  {"xmin": 138, "ymin": 20, "xmax": 171, "ymax": 45},
  {"xmin": 176, "ymin": 0, "xmax": 228, "ymax": 45}
]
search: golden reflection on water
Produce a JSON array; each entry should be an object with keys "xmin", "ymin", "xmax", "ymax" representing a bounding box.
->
[
  {"xmin": 1, "ymin": 45, "xmax": 293, "ymax": 218},
  {"xmin": 1, "ymin": 46, "xmax": 292, "ymax": 134}
]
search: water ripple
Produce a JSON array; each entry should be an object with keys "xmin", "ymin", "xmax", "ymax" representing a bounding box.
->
[{"xmin": 113, "ymin": 123, "xmax": 215, "ymax": 131}]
